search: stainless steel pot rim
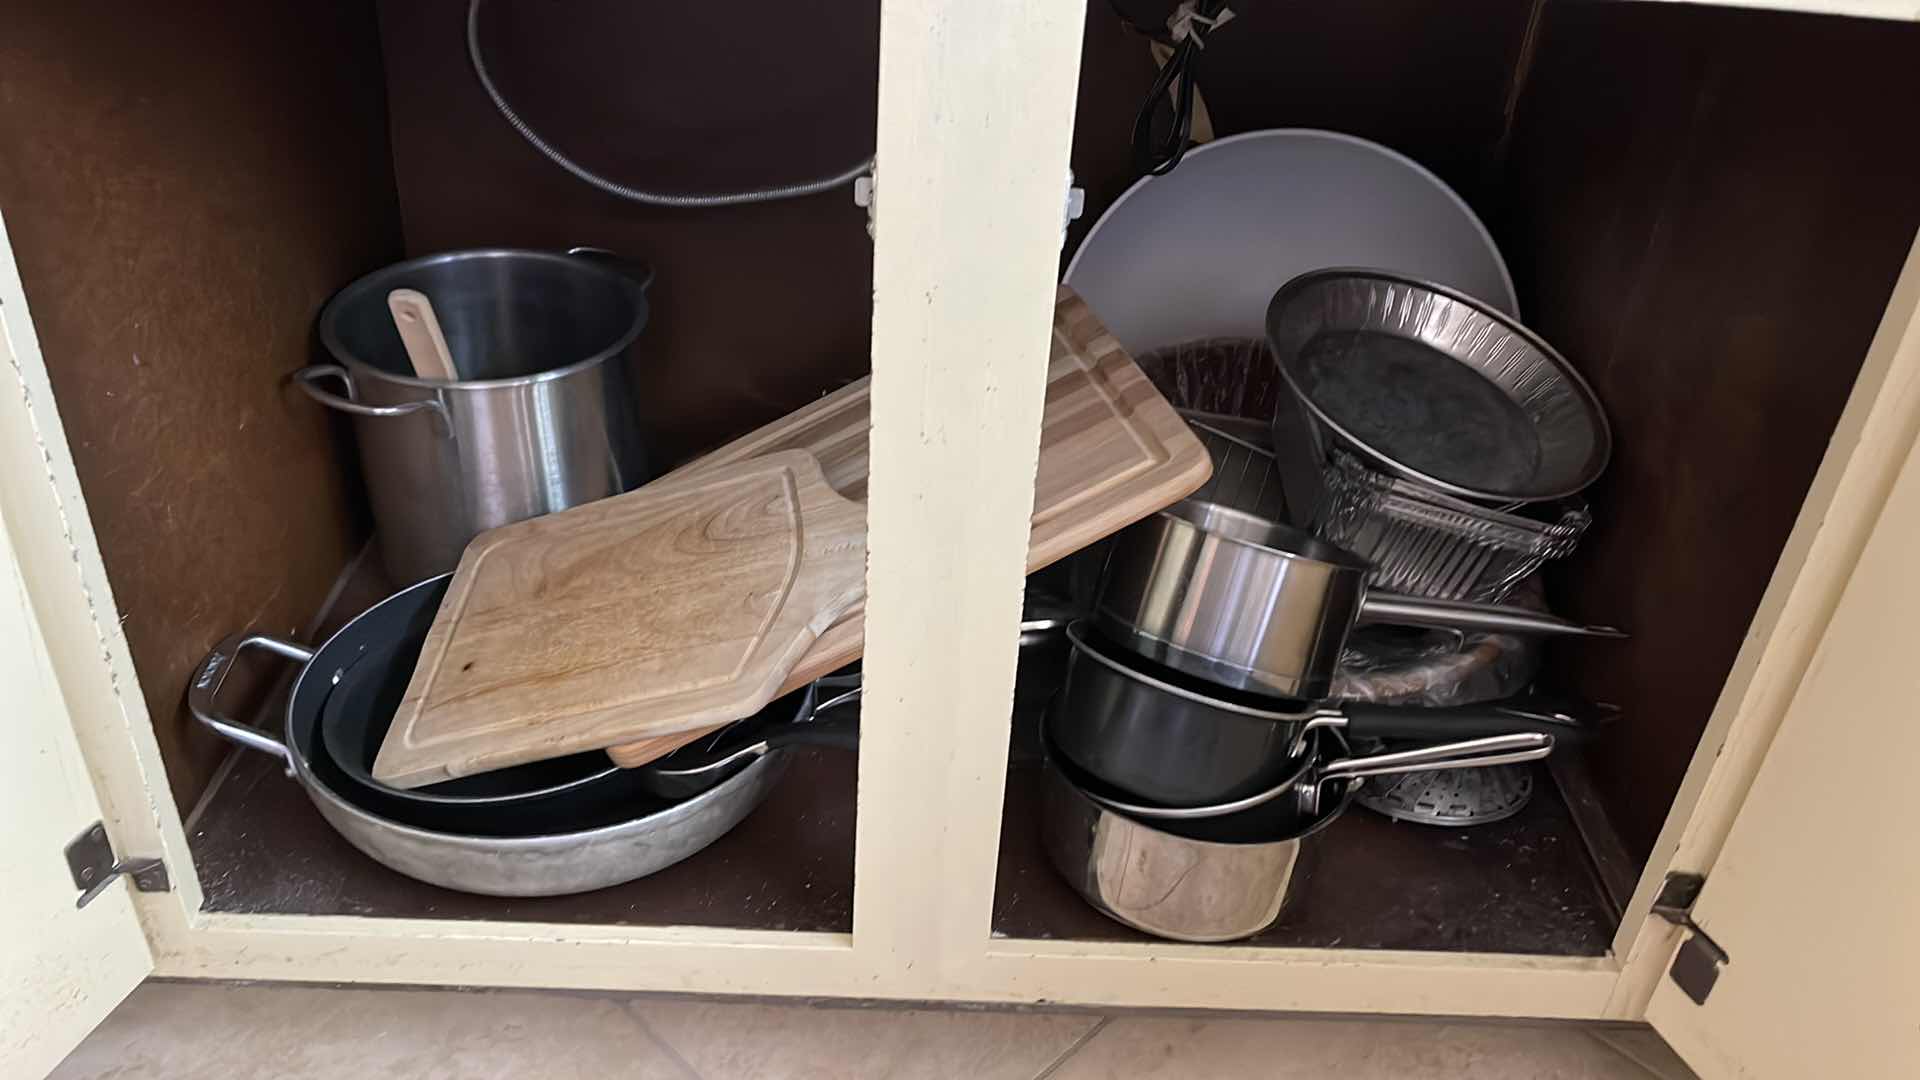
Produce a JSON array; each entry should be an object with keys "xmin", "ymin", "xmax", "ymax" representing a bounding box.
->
[
  {"xmin": 316, "ymin": 248, "xmax": 650, "ymax": 392},
  {"xmin": 1064, "ymin": 620, "xmax": 1336, "ymax": 723},
  {"xmin": 1156, "ymin": 498, "xmax": 1372, "ymax": 573},
  {"xmin": 1269, "ymin": 267, "xmax": 1613, "ymax": 503}
]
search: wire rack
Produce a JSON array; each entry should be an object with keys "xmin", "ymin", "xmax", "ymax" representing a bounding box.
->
[{"xmin": 1179, "ymin": 411, "xmax": 1289, "ymax": 523}]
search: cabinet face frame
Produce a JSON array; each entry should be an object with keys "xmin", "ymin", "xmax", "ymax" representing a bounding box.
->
[{"xmin": 5, "ymin": 0, "xmax": 1920, "ymax": 1034}]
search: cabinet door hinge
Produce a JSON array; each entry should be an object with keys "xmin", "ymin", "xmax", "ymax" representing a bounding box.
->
[
  {"xmin": 1651, "ymin": 872, "xmax": 1729, "ymax": 1005},
  {"xmin": 65, "ymin": 822, "xmax": 169, "ymax": 910}
]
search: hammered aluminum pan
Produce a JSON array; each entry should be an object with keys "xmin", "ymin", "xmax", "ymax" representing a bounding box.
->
[{"xmin": 1267, "ymin": 269, "xmax": 1610, "ymax": 504}]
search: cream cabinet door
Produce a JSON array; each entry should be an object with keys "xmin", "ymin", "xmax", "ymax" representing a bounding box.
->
[
  {"xmin": 1645, "ymin": 429, "xmax": 1920, "ymax": 1076},
  {"xmin": 0, "ymin": 252, "xmax": 153, "ymax": 1076}
]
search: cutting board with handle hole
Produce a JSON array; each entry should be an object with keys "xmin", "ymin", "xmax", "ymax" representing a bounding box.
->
[
  {"xmin": 605, "ymin": 286, "xmax": 1213, "ymax": 767},
  {"xmin": 372, "ymin": 449, "xmax": 868, "ymax": 789}
]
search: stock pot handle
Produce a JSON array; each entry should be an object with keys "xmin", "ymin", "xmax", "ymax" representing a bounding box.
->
[
  {"xmin": 187, "ymin": 632, "xmax": 316, "ymax": 772},
  {"xmin": 292, "ymin": 365, "xmax": 449, "ymax": 428},
  {"xmin": 567, "ymin": 246, "xmax": 657, "ymax": 292}
]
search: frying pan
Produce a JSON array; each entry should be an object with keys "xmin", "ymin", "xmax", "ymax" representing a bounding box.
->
[
  {"xmin": 317, "ymin": 590, "xmax": 653, "ymax": 830},
  {"xmin": 1048, "ymin": 620, "xmax": 1608, "ymax": 808},
  {"xmin": 1094, "ymin": 498, "xmax": 1624, "ymax": 700},
  {"xmin": 187, "ymin": 575, "xmax": 793, "ymax": 895}
]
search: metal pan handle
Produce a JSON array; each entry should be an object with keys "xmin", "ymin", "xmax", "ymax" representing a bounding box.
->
[
  {"xmin": 567, "ymin": 246, "xmax": 657, "ymax": 292},
  {"xmin": 1317, "ymin": 732, "xmax": 1554, "ymax": 782},
  {"xmin": 1302, "ymin": 732, "xmax": 1554, "ymax": 816},
  {"xmin": 1337, "ymin": 695, "xmax": 1612, "ymax": 745},
  {"xmin": 1357, "ymin": 592, "xmax": 1625, "ymax": 639},
  {"xmin": 187, "ymin": 632, "xmax": 315, "ymax": 771},
  {"xmin": 292, "ymin": 365, "xmax": 450, "ymax": 431},
  {"xmin": 649, "ymin": 679, "xmax": 862, "ymax": 782}
]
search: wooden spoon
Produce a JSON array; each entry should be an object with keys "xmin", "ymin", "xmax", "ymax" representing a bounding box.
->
[{"xmin": 387, "ymin": 288, "xmax": 459, "ymax": 381}]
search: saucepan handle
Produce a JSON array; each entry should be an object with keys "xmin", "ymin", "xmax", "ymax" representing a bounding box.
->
[
  {"xmin": 1357, "ymin": 593, "xmax": 1626, "ymax": 639},
  {"xmin": 1337, "ymin": 695, "xmax": 1612, "ymax": 745},
  {"xmin": 1300, "ymin": 732, "xmax": 1554, "ymax": 817},
  {"xmin": 1317, "ymin": 732, "xmax": 1554, "ymax": 782},
  {"xmin": 187, "ymin": 632, "xmax": 315, "ymax": 770}
]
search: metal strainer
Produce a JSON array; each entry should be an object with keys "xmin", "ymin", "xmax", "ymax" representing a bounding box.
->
[{"xmin": 1357, "ymin": 765, "xmax": 1535, "ymax": 826}]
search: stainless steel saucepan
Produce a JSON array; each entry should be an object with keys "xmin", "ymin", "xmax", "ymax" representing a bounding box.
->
[
  {"xmin": 1040, "ymin": 729, "xmax": 1364, "ymax": 944},
  {"xmin": 1094, "ymin": 498, "xmax": 1624, "ymax": 699},
  {"xmin": 1041, "ymin": 728, "xmax": 1553, "ymax": 943}
]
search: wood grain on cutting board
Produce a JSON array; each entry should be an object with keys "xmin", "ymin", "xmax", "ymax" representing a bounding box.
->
[
  {"xmin": 372, "ymin": 450, "xmax": 868, "ymax": 788},
  {"xmin": 606, "ymin": 287, "xmax": 1211, "ymax": 766}
]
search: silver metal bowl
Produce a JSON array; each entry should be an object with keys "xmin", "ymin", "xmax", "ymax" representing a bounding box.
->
[{"xmin": 1267, "ymin": 269, "xmax": 1610, "ymax": 504}]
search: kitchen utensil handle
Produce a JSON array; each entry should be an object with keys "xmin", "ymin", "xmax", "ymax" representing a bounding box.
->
[
  {"xmin": 186, "ymin": 632, "xmax": 315, "ymax": 767},
  {"xmin": 566, "ymin": 246, "xmax": 656, "ymax": 292},
  {"xmin": 1357, "ymin": 593, "xmax": 1626, "ymax": 639},
  {"xmin": 387, "ymin": 289, "xmax": 459, "ymax": 381},
  {"xmin": 1339, "ymin": 696, "xmax": 1611, "ymax": 744},
  {"xmin": 1318, "ymin": 732, "xmax": 1554, "ymax": 782},
  {"xmin": 292, "ymin": 365, "xmax": 448, "ymax": 422}
]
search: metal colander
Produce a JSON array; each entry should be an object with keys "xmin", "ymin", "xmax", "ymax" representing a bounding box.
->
[{"xmin": 1357, "ymin": 764, "xmax": 1535, "ymax": 826}]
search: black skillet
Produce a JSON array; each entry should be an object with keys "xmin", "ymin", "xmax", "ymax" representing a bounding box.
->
[{"xmin": 316, "ymin": 576, "xmax": 863, "ymax": 831}]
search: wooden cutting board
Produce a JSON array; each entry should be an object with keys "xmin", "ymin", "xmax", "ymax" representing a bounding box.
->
[
  {"xmin": 371, "ymin": 449, "xmax": 868, "ymax": 788},
  {"xmin": 605, "ymin": 286, "xmax": 1212, "ymax": 767}
]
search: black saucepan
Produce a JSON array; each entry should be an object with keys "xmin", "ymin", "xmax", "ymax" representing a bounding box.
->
[{"xmin": 1048, "ymin": 621, "xmax": 1606, "ymax": 808}]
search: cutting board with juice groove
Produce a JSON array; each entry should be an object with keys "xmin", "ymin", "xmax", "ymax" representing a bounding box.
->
[
  {"xmin": 371, "ymin": 449, "xmax": 868, "ymax": 788},
  {"xmin": 605, "ymin": 286, "xmax": 1213, "ymax": 767}
]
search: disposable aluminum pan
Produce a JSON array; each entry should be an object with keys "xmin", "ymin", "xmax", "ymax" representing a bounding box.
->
[
  {"xmin": 1313, "ymin": 451, "xmax": 1592, "ymax": 603},
  {"xmin": 1267, "ymin": 268, "xmax": 1610, "ymax": 504}
]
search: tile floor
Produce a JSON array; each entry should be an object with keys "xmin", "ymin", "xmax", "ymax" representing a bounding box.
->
[{"xmin": 52, "ymin": 981, "xmax": 1696, "ymax": 1079}]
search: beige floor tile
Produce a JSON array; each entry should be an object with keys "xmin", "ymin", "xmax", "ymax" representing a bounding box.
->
[
  {"xmin": 635, "ymin": 999, "xmax": 1100, "ymax": 1080},
  {"xmin": 1047, "ymin": 1016, "xmax": 1657, "ymax": 1080},
  {"xmin": 51, "ymin": 982, "xmax": 693, "ymax": 1080}
]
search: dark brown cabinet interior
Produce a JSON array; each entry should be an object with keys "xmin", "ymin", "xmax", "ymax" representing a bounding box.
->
[{"xmin": 2, "ymin": 0, "xmax": 1916, "ymax": 950}]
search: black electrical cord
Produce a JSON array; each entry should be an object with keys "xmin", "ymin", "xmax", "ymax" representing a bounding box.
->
[{"xmin": 1110, "ymin": 1, "xmax": 1235, "ymax": 177}]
